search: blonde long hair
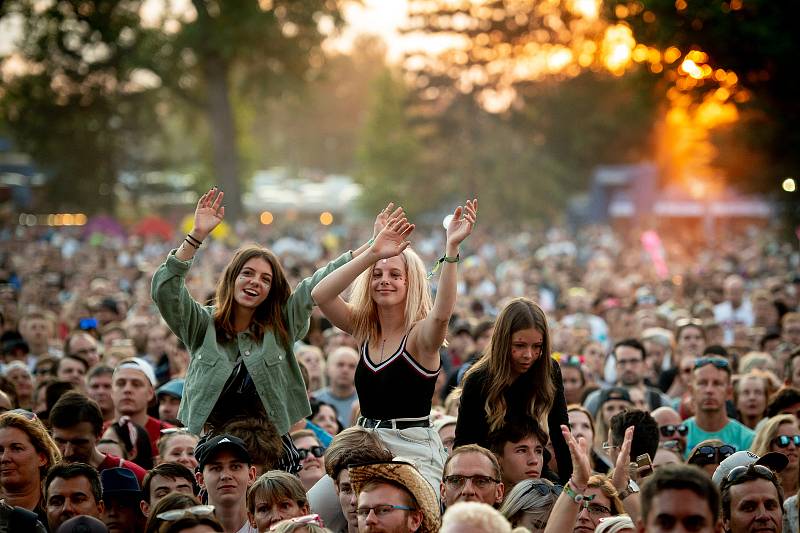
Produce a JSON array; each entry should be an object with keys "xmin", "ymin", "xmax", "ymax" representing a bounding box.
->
[
  {"xmin": 462, "ymin": 298, "xmax": 555, "ymax": 432},
  {"xmin": 751, "ymin": 413, "xmax": 798, "ymax": 457},
  {"xmin": 348, "ymin": 248, "xmax": 432, "ymax": 344}
]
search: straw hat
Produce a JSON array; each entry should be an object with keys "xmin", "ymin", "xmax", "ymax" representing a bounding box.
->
[{"xmin": 349, "ymin": 460, "xmax": 440, "ymax": 533}]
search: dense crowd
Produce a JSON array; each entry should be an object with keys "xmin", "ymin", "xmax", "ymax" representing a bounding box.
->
[{"xmin": 0, "ymin": 190, "xmax": 798, "ymax": 533}]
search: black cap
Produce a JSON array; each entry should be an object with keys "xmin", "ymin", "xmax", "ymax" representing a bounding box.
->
[
  {"xmin": 599, "ymin": 387, "xmax": 633, "ymax": 406},
  {"xmin": 100, "ymin": 467, "xmax": 140, "ymax": 502},
  {"xmin": 195, "ymin": 434, "xmax": 252, "ymax": 471},
  {"xmin": 56, "ymin": 516, "xmax": 109, "ymax": 533}
]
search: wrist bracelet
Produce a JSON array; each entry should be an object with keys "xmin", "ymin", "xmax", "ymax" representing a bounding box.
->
[
  {"xmin": 184, "ymin": 238, "xmax": 199, "ymax": 250},
  {"xmin": 186, "ymin": 234, "xmax": 203, "ymax": 246},
  {"xmin": 368, "ymin": 237, "xmax": 375, "ymax": 246},
  {"xmin": 426, "ymin": 253, "xmax": 460, "ymax": 279},
  {"xmin": 563, "ymin": 482, "xmax": 585, "ymax": 504}
]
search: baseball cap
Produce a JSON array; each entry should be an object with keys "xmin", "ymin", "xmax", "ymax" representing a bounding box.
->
[
  {"xmin": 114, "ymin": 357, "xmax": 156, "ymax": 387},
  {"xmin": 56, "ymin": 515, "xmax": 108, "ymax": 533},
  {"xmin": 194, "ymin": 434, "xmax": 252, "ymax": 471},
  {"xmin": 711, "ymin": 450, "xmax": 788, "ymax": 486},
  {"xmin": 156, "ymin": 379, "xmax": 184, "ymax": 400},
  {"xmin": 599, "ymin": 387, "xmax": 633, "ymax": 406}
]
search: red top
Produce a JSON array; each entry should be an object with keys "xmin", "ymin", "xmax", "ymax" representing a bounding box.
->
[{"xmin": 97, "ymin": 453, "xmax": 148, "ymax": 485}]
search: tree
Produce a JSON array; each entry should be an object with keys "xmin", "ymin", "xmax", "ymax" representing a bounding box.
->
[{"xmin": 604, "ymin": 0, "xmax": 800, "ymax": 193}]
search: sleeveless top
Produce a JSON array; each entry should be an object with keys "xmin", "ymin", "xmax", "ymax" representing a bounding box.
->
[{"xmin": 355, "ymin": 332, "xmax": 440, "ymax": 420}]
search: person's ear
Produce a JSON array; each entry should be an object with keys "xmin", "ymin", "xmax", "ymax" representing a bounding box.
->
[
  {"xmin": 408, "ymin": 509, "xmax": 423, "ymax": 531},
  {"xmin": 97, "ymin": 500, "xmax": 105, "ymax": 516},
  {"xmin": 248, "ymin": 465, "xmax": 257, "ymax": 485},
  {"xmin": 495, "ymin": 481, "xmax": 505, "ymax": 505},
  {"xmin": 196, "ymin": 470, "xmax": 205, "ymax": 489},
  {"xmin": 140, "ymin": 499, "xmax": 150, "ymax": 517},
  {"xmin": 248, "ymin": 511, "xmax": 257, "ymax": 528}
]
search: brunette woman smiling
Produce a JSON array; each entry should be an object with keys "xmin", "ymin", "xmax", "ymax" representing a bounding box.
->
[{"xmin": 152, "ymin": 187, "xmax": 361, "ymax": 471}]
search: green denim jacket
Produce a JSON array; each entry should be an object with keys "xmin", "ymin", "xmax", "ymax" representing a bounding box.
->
[{"xmin": 151, "ymin": 250, "xmax": 352, "ymax": 435}]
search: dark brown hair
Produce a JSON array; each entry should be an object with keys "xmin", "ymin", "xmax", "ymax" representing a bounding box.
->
[{"xmin": 213, "ymin": 245, "xmax": 291, "ymax": 347}]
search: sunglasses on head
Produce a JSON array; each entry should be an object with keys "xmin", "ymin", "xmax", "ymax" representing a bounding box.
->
[
  {"xmin": 688, "ymin": 445, "xmax": 736, "ymax": 466},
  {"xmin": 676, "ymin": 318, "xmax": 704, "ymax": 328},
  {"xmin": 772, "ymin": 435, "xmax": 800, "ymax": 448},
  {"xmin": 297, "ymin": 446, "xmax": 325, "ymax": 460},
  {"xmin": 523, "ymin": 481, "xmax": 563, "ymax": 498},
  {"xmin": 659, "ymin": 424, "xmax": 688, "ymax": 438},
  {"xmin": 725, "ymin": 464, "xmax": 778, "ymax": 485},
  {"xmin": 694, "ymin": 357, "xmax": 729, "ymax": 370},
  {"xmin": 156, "ymin": 505, "xmax": 215, "ymax": 521}
]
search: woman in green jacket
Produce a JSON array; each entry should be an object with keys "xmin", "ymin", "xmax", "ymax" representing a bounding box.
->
[{"xmin": 151, "ymin": 187, "xmax": 361, "ymax": 471}]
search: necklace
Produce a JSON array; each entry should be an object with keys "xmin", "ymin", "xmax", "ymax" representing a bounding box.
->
[{"xmin": 380, "ymin": 338, "xmax": 387, "ymax": 362}]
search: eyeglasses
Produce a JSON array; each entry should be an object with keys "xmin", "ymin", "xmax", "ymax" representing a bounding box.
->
[
  {"xmin": 659, "ymin": 424, "xmax": 688, "ymax": 438},
  {"xmin": 443, "ymin": 474, "xmax": 499, "ymax": 490},
  {"xmin": 579, "ymin": 500, "xmax": 612, "ymax": 517},
  {"xmin": 688, "ymin": 445, "xmax": 736, "ymax": 466},
  {"xmin": 694, "ymin": 357, "xmax": 729, "ymax": 370},
  {"xmin": 725, "ymin": 464, "xmax": 778, "ymax": 485},
  {"xmin": 297, "ymin": 446, "xmax": 325, "ymax": 460},
  {"xmin": 156, "ymin": 505, "xmax": 215, "ymax": 521},
  {"xmin": 523, "ymin": 481, "xmax": 563, "ymax": 497},
  {"xmin": 269, "ymin": 514, "xmax": 324, "ymax": 531},
  {"xmin": 772, "ymin": 435, "xmax": 800, "ymax": 448},
  {"xmin": 601, "ymin": 441, "xmax": 619, "ymax": 450},
  {"xmin": 356, "ymin": 504, "xmax": 416, "ymax": 519}
]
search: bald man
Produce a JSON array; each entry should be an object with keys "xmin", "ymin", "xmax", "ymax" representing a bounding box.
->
[{"xmin": 651, "ymin": 406, "xmax": 687, "ymax": 455}]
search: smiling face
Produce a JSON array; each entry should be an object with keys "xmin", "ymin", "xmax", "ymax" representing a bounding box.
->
[
  {"xmin": 160, "ymin": 434, "xmax": 199, "ymax": 471},
  {"xmin": 510, "ymin": 327, "xmax": 544, "ymax": 378},
  {"xmin": 370, "ymin": 256, "xmax": 408, "ymax": 307},
  {"xmin": 294, "ymin": 435, "xmax": 325, "ymax": 490},
  {"xmin": 233, "ymin": 257, "xmax": 273, "ymax": 312}
]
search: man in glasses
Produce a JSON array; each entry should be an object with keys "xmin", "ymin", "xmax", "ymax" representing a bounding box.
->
[
  {"xmin": 720, "ymin": 463, "xmax": 784, "ymax": 533},
  {"xmin": 349, "ymin": 460, "xmax": 440, "ymax": 533},
  {"xmin": 651, "ymin": 407, "xmax": 688, "ymax": 456},
  {"xmin": 49, "ymin": 391, "xmax": 147, "ymax": 484},
  {"xmin": 685, "ymin": 357, "xmax": 755, "ymax": 459},
  {"xmin": 440, "ymin": 444, "xmax": 504, "ymax": 509},
  {"xmin": 195, "ymin": 434, "xmax": 257, "ymax": 533}
]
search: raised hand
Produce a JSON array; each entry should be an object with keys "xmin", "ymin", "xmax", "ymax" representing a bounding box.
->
[
  {"xmin": 561, "ymin": 424, "xmax": 592, "ymax": 489},
  {"xmin": 373, "ymin": 202, "xmax": 405, "ymax": 238},
  {"xmin": 370, "ymin": 215, "xmax": 414, "ymax": 260},
  {"xmin": 611, "ymin": 426, "xmax": 634, "ymax": 491},
  {"xmin": 192, "ymin": 187, "xmax": 224, "ymax": 240},
  {"xmin": 446, "ymin": 198, "xmax": 477, "ymax": 248}
]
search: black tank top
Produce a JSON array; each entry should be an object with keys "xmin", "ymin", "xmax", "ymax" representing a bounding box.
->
[{"xmin": 355, "ymin": 333, "xmax": 440, "ymax": 420}]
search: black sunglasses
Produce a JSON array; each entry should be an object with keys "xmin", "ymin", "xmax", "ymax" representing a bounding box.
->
[
  {"xmin": 659, "ymin": 424, "xmax": 688, "ymax": 438},
  {"xmin": 688, "ymin": 445, "xmax": 736, "ymax": 466},
  {"xmin": 772, "ymin": 435, "xmax": 800, "ymax": 449},
  {"xmin": 523, "ymin": 481, "xmax": 563, "ymax": 497},
  {"xmin": 297, "ymin": 446, "xmax": 325, "ymax": 460}
]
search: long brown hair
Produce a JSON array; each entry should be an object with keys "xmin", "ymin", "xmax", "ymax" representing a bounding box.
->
[
  {"xmin": 463, "ymin": 297, "xmax": 555, "ymax": 432},
  {"xmin": 213, "ymin": 245, "xmax": 291, "ymax": 347}
]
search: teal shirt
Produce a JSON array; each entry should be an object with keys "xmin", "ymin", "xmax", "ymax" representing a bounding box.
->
[
  {"xmin": 684, "ymin": 417, "xmax": 755, "ymax": 459},
  {"xmin": 151, "ymin": 249, "xmax": 352, "ymax": 435}
]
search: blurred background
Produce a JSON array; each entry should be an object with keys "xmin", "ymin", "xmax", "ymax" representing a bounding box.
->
[{"xmin": 0, "ymin": 0, "xmax": 797, "ymax": 235}]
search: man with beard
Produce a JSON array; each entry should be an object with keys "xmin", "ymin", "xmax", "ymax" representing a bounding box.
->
[
  {"xmin": 584, "ymin": 340, "xmax": 671, "ymax": 417},
  {"xmin": 44, "ymin": 463, "xmax": 104, "ymax": 532}
]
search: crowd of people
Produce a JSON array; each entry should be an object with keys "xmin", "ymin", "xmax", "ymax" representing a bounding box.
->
[{"xmin": 0, "ymin": 188, "xmax": 799, "ymax": 533}]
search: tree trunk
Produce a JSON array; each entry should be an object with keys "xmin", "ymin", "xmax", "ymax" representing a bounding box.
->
[{"xmin": 202, "ymin": 54, "xmax": 244, "ymax": 223}]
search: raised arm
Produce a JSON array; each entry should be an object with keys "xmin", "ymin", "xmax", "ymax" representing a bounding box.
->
[
  {"xmin": 311, "ymin": 214, "xmax": 414, "ymax": 333},
  {"xmin": 544, "ymin": 425, "xmax": 597, "ymax": 533},
  {"xmin": 175, "ymin": 186, "xmax": 225, "ymax": 261},
  {"xmin": 412, "ymin": 199, "xmax": 477, "ymax": 364}
]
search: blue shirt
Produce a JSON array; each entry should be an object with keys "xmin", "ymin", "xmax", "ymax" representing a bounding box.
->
[{"xmin": 684, "ymin": 417, "xmax": 755, "ymax": 459}]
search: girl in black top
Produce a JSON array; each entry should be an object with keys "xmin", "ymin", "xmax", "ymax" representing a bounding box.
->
[
  {"xmin": 454, "ymin": 297, "xmax": 572, "ymax": 482},
  {"xmin": 311, "ymin": 201, "xmax": 477, "ymax": 491}
]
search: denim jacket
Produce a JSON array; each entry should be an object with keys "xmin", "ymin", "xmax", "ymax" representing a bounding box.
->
[{"xmin": 151, "ymin": 250, "xmax": 351, "ymax": 435}]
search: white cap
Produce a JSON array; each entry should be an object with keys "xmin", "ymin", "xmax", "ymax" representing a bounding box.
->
[{"xmin": 114, "ymin": 357, "xmax": 156, "ymax": 387}]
